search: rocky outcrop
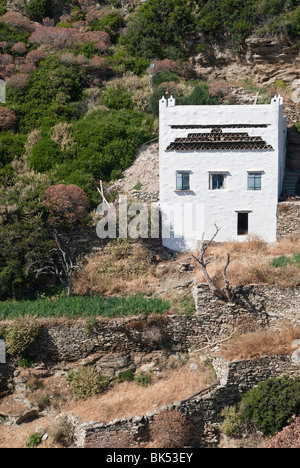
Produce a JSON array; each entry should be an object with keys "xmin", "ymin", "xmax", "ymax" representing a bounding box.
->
[{"xmin": 193, "ymin": 36, "xmax": 300, "ymax": 86}]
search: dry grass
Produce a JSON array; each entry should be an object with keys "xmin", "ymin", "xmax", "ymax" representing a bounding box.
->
[
  {"xmin": 73, "ymin": 239, "xmax": 158, "ymax": 296},
  {"xmin": 191, "ymin": 236, "xmax": 300, "ymax": 288},
  {"xmin": 220, "ymin": 324, "xmax": 300, "ymax": 361},
  {"xmin": 73, "ymin": 236, "xmax": 300, "ymax": 298},
  {"xmin": 65, "ymin": 361, "xmax": 214, "ymax": 423}
]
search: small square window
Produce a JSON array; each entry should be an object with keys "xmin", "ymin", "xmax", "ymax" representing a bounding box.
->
[
  {"xmin": 248, "ymin": 173, "xmax": 262, "ymax": 191},
  {"xmin": 210, "ymin": 173, "xmax": 226, "ymax": 190},
  {"xmin": 176, "ymin": 172, "xmax": 190, "ymax": 191}
]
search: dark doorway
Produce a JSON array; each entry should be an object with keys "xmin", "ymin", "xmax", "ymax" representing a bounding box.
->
[{"xmin": 237, "ymin": 212, "xmax": 248, "ymax": 235}]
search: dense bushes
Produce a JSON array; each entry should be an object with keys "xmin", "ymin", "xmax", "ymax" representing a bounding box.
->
[
  {"xmin": 121, "ymin": 0, "xmax": 196, "ymax": 61},
  {"xmin": 121, "ymin": 0, "xmax": 299, "ymax": 62},
  {"xmin": 220, "ymin": 377, "xmax": 300, "ymax": 439},
  {"xmin": 240, "ymin": 376, "xmax": 300, "ymax": 436},
  {"xmin": 6, "ymin": 56, "xmax": 87, "ymax": 133},
  {"xmin": 50, "ymin": 108, "xmax": 154, "ymax": 183},
  {"xmin": 25, "ymin": 0, "xmax": 48, "ymax": 22},
  {"xmin": 0, "ymin": 219, "xmax": 54, "ymax": 300}
]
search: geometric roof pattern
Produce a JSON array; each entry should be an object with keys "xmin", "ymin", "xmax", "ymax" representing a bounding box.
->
[{"xmin": 166, "ymin": 128, "xmax": 274, "ymax": 151}]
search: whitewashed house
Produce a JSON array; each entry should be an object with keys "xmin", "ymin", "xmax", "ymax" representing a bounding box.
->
[{"xmin": 159, "ymin": 95, "xmax": 287, "ymax": 252}]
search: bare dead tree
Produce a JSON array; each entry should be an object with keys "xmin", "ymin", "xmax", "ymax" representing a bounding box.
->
[
  {"xmin": 26, "ymin": 231, "xmax": 81, "ymax": 297},
  {"xmin": 192, "ymin": 223, "xmax": 243, "ymax": 301}
]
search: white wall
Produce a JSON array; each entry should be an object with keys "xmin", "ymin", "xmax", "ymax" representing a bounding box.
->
[{"xmin": 159, "ymin": 96, "xmax": 285, "ymax": 251}]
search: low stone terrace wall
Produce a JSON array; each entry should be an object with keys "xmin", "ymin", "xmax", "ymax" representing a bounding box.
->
[{"xmin": 78, "ymin": 353, "xmax": 300, "ymax": 448}]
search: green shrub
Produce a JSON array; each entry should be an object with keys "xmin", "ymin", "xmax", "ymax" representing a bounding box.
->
[
  {"xmin": 6, "ymin": 56, "xmax": 86, "ymax": 133},
  {"xmin": 0, "ymin": 0, "xmax": 7, "ymax": 15},
  {"xmin": 0, "ymin": 22, "xmax": 31, "ymax": 48},
  {"xmin": 17, "ymin": 357, "xmax": 34, "ymax": 368},
  {"xmin": 274, "ymin": 79, "xmax": 287, "ymax": 88},
  {"xmin": 75, "ymin": 42, "xmax": 97, "ymax": 59},
  {"xmin": 181, "ymin": 83, "xmax": 218, "ymax": 106},
  {"xmin": 26, "ymin": 432, "xmax": 42, "ymax": 448},
  {"xmin": 29, "ymin": 137, "xmax": 63, "ymax": 173},
  {"xmin": 220, "ymin": 406, "xmax": 242, "ymax": 438},
  {"xmin": 270, "ymin": 255, "xmax": 293, "ymax": 268},
  {"xmin": 68, "ymin": 108, "xmax": 154, "ymax": 181},
  {"xmin": 152, "ymin": 71, "xmax": 180, "ymax": 88},
  {"xmin": 25, "ymin": 0, "xmax": 48, "ymax": 21},
  {"xmin": 135, "ymin": 372, "xmax": 152, "ymax": 387},
  {"xmin": 67, "ymin": 366, "xmax": 109, "ymax": 400},
  {"xmin": 90, "ymin": 11, "xmax": 125, "ymax": 43},
  {"xmin": 2, "ymin": 315, "xmax": 41, "ymax": 357},
  {"xmin": 116, "ymin": 369, "xmax": 135, "ymax": 383},
  {"xmin": 296, "ymin": 122, "xmax": 300, "ymax": 133},
  {"xmin": 106, "ymin": 47, "xmax": 149, "ymax": 75},
  {"xmin": 240, "ymin": 376, "xmax": 300, "ymax": 436},
  {"xmin": 132, "ymin": 181, "xmax": 142, "ymax": 191},
  {"xmin": 121, "ymin": 0, "xmax": 196, "ymax": 60},
  {"xmin": 101, "ymin": 87, "xmax": 134, "ymax": 110},
  {"xmin": 293, "ymin": 253, "xmax": 300, "ymax": 266},
  {"xmin": 0, "ymin": 133, "xmax": 26, "ymax": 168}
]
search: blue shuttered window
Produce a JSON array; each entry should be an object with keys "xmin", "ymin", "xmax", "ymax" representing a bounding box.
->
[
  {"xmin": 248, "ymin": 173, "xmax": 262, "ymax": 190},
  {"xmin": 176, "ymin": 172, "xmax": 190, "ymax": 191}
]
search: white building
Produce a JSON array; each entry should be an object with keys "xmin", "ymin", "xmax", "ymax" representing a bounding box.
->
[{"xmin": 159, "ymin": 95, "xmax": 287, "ymax": 252}]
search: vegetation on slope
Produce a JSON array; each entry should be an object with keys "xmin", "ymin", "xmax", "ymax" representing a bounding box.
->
[{"xmin": 0, "ymin": 0, "xmax": 299, "ymax": 302}]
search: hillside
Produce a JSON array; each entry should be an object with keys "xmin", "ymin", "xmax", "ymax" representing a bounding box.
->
[
  {"xmin": 0, "ymin": 0, "xmax": 299, "ymax": 450},
  {"xmin": 0, "ymin": 0, "xmax": 299, "ymax": 300}
]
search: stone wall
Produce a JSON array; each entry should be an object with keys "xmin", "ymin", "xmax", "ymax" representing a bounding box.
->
[
  {"xmin": 78, "ymin": 353, "xmax": 300, "ymax": 448},
  {"xmin": 194, "ymin": 282, "xmax": 300, "ymax": 334},
  {"xmin": 277, "ymin": 202, "xmax": 300, "ymax": 239},
  {"xmin": 18, "ymin": 283, "xmax": 299, "ymax": 366}
]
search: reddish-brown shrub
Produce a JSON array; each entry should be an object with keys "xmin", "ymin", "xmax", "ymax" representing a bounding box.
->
[
  {"xmin": 0, "ymin": 106, "xmax": 17, "ymax": 130},
  {"xmin": 29, "ymin": 26, "xmax": 110, "ymax": 51},
  {"xmin": 6, "ymin": 73, "xmax": 28, "ymax": 89},
  {"xmin": 265, "ymin": 417, "xmax": 300, "ymax": 448},
  {"xmin": 26, "ymin": 49, "xmax": 46, "ymax": 65},
  {"xmin": 150, "ymin": 59, "xmax": 179, "ymax": 76},
  {"xmin": 42, "ymin": 17, "xmax": 55, "ymax": 27},
  {"xmin": 19, "ymin": 62, "xmax": 37, "ymax": 74},
  {"xmin": 11, "ymin": 42, "xmax": 27, "ymax": 55},
  {"xmin": 59, "ymin": 52, "xmax": 77, "ymax": 65},
  {"xmin": 210, "ymin": 81, "xmax": 232, "ymax": 98},
  {"xmin": 0, "ymin": 54, "xmax": 13, "ymax": 67},
  {"xmin": 0, "ymin": 41, "xmax": 8, "ymax": 51},
  {"xmin": 149, "ymin": 410, "xmax": 191, "ymax": 448},
  {"xmin": 4, "ymin": 64, "xmax": 15, "ymax": 76},
  {"xmin": 29, "ymin": 26, "xmax": 74, "ymax": 48},
  {"xmin": 88, "ymin": 55, "xmax": 108, "ymax": 71},
  {"xmin": 44, "ymin": 184, "xmax": 90, "ymax": 226},
  {"xmin": 1, "ymin": 12, "xmax": 35, "ymax": 32}
]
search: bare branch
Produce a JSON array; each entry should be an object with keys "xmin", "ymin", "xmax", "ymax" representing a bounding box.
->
[
  {"xmin": 192, "ymin": 223, "xmax": 244, "ymax": 302},
  {"xmin": 26, "ymin": 230, "xmax": 82, "ymax": 297},
  {"xmin": 223, "ymin": 253, "xmax": 232, "ymax": 301},
  {"xmin": 96, "ymin": 180, "xmax": 110, "ymax": 207}
]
